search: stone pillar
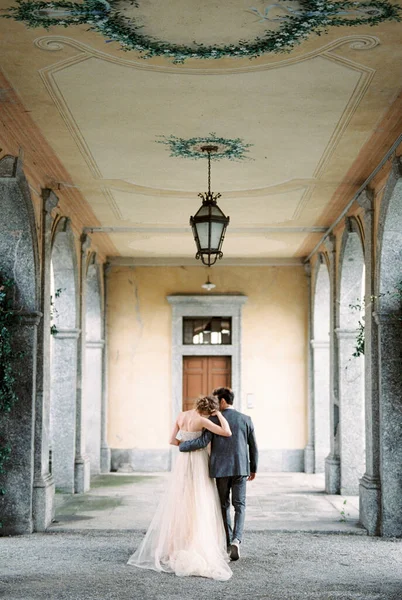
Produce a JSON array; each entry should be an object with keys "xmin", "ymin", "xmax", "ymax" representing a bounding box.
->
[
  {"xmin": 336, "ymin": 329, "xmax": 365, "ymax": 494},
  {"xmin": 1, "ymin": 313, "xmax": 41, "ymax": 535},
  {"xmin": 357, "ymin": 189, "xmax": 381, "ymax": 535},
  {"xmin": 311, "ymin": 339, "xmax": 330, "ymax": 473},
  {"xmin": 304, "ymin": 262, "xmax": 315, "ymax": 473},
  {"xmin": 325, "ymin": 235, "xmax": 341, "ymax": 494},
  {"xmin": 100, "ymin": 263, "xmax": 111, "ymax": 473},
  {"xmin": 51, "ymin": 328, "xmax": 80, "ymax": 493},
  {"xmin": 74, "ymin": 235, "xmax": 91, "ymax": 493},
  {"xmin": 375, "ymin": 312, "xmax": 402, "ymax": 537},
  {"xmin": 32, "ymin": 189, "xmax": 57, "ymax": 532},
  {"xmin": 85, "ymin": 340, "xmax": 104, "ymax": 474}
]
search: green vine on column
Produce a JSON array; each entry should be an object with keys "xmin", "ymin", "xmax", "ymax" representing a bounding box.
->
[
  {"xmin": 0, "ymin": 277, "xmax": 21, "ymax": 503},
  {"xmin": 50, "ymin": 288, "xmax": 63, "ymax": 336},
  {"xmin": 350, "ymin": 282, "xmax": 402, "ymax": 358}
]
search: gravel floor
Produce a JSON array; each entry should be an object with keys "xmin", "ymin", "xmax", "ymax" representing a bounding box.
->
[{"xmin": 1, "ymin": 530, "xmax": 401, "ymax": 600}]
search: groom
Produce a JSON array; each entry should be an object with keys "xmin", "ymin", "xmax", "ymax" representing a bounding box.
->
[{"xmin": 179, "ymin": 387, "xmax": 258, "ymax": 561}]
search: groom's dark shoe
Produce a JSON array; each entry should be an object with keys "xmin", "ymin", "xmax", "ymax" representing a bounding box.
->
[{"xmin": 229, "ymin": 539, "xmax": 240, "ymax": 561}]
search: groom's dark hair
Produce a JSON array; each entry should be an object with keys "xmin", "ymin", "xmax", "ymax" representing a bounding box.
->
[{"xmin": 213, "ymin": 387, "xmax": 234, "ymax": 405}]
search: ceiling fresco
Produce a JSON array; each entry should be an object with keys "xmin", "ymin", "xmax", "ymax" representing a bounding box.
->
[
  {"xmin": 0, "ymin": 0, "xmax": 402, "ymax": 261},
  {"xmin": 3, "ymin": 0, "xmax": 400, "ymax": 61}
]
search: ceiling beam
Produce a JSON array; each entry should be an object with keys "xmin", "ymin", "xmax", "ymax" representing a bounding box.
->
[
  {"xmin": 85, "ymin": 226, "xmax": 328, "ymax": 234},
  {"xmin": 107, "ymin": 257, "xmax": 304, "ymax": 267}
]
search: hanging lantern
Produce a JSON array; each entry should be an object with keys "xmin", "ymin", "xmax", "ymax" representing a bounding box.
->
[{"xmin": 190, "ymin": 145, "xmax": 230, "ymax": 267}]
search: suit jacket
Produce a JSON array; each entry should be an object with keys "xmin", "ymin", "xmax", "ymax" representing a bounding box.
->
[{"xmin": 179, "ymin": 408, "xmax": 258, "ymax": 478}]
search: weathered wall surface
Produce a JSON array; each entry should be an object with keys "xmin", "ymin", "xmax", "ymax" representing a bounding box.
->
[{"xmin": 107, "ymin": 266, "xmax": 308, "ymax": 471}]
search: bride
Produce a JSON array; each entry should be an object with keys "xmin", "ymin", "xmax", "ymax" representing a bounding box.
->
[{"xmin": 127, "ymin": 395, "xmax": 233, "ymax": 581}]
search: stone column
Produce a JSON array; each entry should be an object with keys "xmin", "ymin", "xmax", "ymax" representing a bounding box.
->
[
  {"xmin": 85, "ymin": 339, "xmax": 105, "ymax": 474},
  {"xmin": 311, "ymin": 339, "xmax": 330, "ymax": 473},
  {"xmin": 336, "ymin": 328, "xmax": 365, "ymax": 494},
  {"xmin": 100, "ymin": 262, "xmax": 111, "ymax": 473},
  {"xmin": 1, "ymin": 312, "xmax": 41, "ymax": 535},
  {"xmin": 357, "ymin": 189, "xmax": 381, "ymax": 535},
  {"xmin": 325, "ymin": 235, "xmax": 341, "ymax": 494},
  {"xmin": 74, "ymin": 235, "xmax": 91, "ymax": 493},
  {"xmin": 32, "ymin": 189, "xmax": 57, "ymax": 532},
  {"xmin": 304, "ymin": 262, "xmax": 315, "ymax": 473},
  {"xmin": 51, "ymin": 328, "xmax": 80, "ymax": 493},
  {"xmin": 375, "ymin": 311, "xmax": 402, "ymax": 537}
]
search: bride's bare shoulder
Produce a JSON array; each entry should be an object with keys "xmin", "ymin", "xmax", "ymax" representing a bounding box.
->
[{"xmin": 177, "ymin": 410, "xmax": 193, "ymax": 425}]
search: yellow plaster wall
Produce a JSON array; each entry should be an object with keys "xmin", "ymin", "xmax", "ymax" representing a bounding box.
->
[{"xmin": 107, "ymin": 266, "xmax": 308, "ymax": 451}]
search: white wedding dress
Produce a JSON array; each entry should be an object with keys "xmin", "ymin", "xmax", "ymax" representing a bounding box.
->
[{"xmin": 127, "ymin": 430, "xmax": 232, "ymax": 581}]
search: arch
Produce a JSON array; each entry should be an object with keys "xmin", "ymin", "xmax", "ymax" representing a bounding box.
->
[
  {"xmin": 84, "ymin": 254, "xmax": 104, "ymax": 475},
  {"xmin": 337, "ymin": 218, "xmax": 366, "ymax": 495},
  {"xmin": 311, "ymin": 255, "xmax": 331, "ymax": 472},
  {"xmin": 375, "ymin": 157, "xmax": 402, "ymax": 536},
  {"xmin": 50, "ymin": 218, "xmax": 80, "ymax": 493},
  {"xmin": 0, "ymin": 155, "xmax": 40, "ymax": 534}
]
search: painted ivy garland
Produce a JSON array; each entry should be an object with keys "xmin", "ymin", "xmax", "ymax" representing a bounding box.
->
[
  {"xmin": 157, "ymin": 133, "xmax": 253, "ymax": 161},
  {"xmin": 2, "ymin": 1, "xmax": 401, "ymax": 62}
]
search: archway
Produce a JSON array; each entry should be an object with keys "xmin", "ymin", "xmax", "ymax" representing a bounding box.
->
[
  {"xmin": 337, "ymin": 219, "xmax": 366, "ymax": 495},
  {"xmin": 376, "ymin": 159, "xmax": 402, "ymax": 536},
  {"xmin": 50, "ymin": 219, "xmax": 79, "ymax": 493},
  {"xmin": 312, "ymin": 256, "xmax": 331, "ymax": 473},
  {"xmin": 84, "ymin": 256, "xmax": 104, "ymax": 475},
  {"xmin": 0, "ymin": 156, "xmax": 40, "ymax": 534}
]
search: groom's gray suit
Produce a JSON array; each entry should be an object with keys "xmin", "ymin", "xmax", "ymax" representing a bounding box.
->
[{"xmin": 179, "ymin": 407, "xmax": 258, "ymax": 547}]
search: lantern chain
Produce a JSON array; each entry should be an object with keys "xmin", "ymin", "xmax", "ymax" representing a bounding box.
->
[{"xmin": 207, "ymin": 150, "xmax": 211, "ymax": 195}]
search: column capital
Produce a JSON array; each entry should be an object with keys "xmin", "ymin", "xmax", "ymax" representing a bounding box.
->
[
  {"xmin": 86, "ymin": 339, "xmax": 105, "ymax": 349},
  {"xmin": 104, "ymin": 261, "xmax": 112, "ymax": 276},
  {"xmin": 357, "ymin": 188, "xmax": 374, "ymax": 212},
  {"xmin": 81, "ymin": 233, "xmax": 92, "ymax": 254},
  {"xmin": 12, "ymin": 311, "xmax": 43, "ymax": 326},
  {"xmin": 311, "ymin": 339, "xmax": 330, "ymax": 349},
  {"xmin": 324, "ymin": 233, "xmax": 336, "ymax": 256},
  {"xmin": 334, "ymin": 327, "xmax": 357, "ymax": 339},
  {"xmin": 52, "ymin": 327, "xmax": 81, "ymax": 339},
  {"xmin": 41, "ymin": 188, "xmax": 59, "ymax": 214},
  {"xmin": 373, "ymin": 311, "xmax": 402, "ymax": 325},
  {"xmin": 304, "ymin": 261, "xmax": 311, "ymax": 278}
]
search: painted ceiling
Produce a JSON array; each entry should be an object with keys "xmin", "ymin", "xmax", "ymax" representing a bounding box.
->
[{"xmin": 1, "ymin": 0, "xmax": 402, "ymax": 263}]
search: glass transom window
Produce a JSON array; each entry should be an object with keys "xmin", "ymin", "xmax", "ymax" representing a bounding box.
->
[{"xmin": 183, "ymin": 317, "xmax": 232, "ymax": 345}]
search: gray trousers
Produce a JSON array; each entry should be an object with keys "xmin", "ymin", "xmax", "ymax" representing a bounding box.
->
[{"xmin": 215, "ymin": 476, "xmax": 247, "ymax": 546}]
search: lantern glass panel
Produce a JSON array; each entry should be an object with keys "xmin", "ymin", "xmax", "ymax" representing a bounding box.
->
[
  {"xmin": 210, "ymin": 221, "xmax": 224, "ymax": 249},
  {"xmin": 196, "ymin": 205, "xmax": 210, "ymax": 217},
  {"xmin": 211, "ymin": 205, "xmax": 225, "ymax": 217},
  {"xmin": 195, "ymin": 222, "xmax": 209, "ymax": 249}
]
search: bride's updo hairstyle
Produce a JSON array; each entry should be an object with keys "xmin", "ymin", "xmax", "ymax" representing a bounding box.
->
[{"xmin": 196, "ymin": 395, "xmax": 219, "ymax": 416}]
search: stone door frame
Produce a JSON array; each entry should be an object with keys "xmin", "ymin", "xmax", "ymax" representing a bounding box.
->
[{"xmin": 166, "ymin": 295, "xmax": 247, "ymax": 422}]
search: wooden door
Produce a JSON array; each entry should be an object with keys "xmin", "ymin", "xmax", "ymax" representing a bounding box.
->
[{"xmin": 182, "ymin": 356, "xmax": 231, "ymax": 412}]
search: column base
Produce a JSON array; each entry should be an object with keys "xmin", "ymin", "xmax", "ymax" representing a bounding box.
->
[
  {"xmin": 100, "ymin": 446, "xmax": 111, "ymax": 473},
  {"xmin": 304, "ymin": 444, "xmax": 315, "ymax": 474},
  {"xmin": 359, "ymin": 474, "xmax": 381, "ymax": 536},
  {"xmin": 75, "ymin": 455, "xmax": 91, "ymax": 493},
  {"xmin": 325, "ymin": 454, "xmax": 340, "ymax": 494},
  {"xmin": 0, "ymin": 518, "xmax": 33, "ymax": 536},
  {"xmin": 32, "ymin": 473, "xmax": 55, "ymax": 531}
]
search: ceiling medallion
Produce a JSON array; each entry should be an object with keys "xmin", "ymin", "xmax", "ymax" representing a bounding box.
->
[
  {"xmin": 2, "ymin": 1, "xmax": 400, "ymax": 62},
  {"xmin": 158, "ymin": 133, "xmax": 252, "ymax": 161}
]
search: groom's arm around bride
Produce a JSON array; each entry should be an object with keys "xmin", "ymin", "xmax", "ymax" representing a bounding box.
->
[{"xmin": 179, "ymin": 387, "xmax": 258, "ymax": 560}]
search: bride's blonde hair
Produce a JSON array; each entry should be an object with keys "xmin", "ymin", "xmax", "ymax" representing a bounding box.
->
[{"xmin": 196, "ymin": 395, "xmax": 219, "ymax": 416}]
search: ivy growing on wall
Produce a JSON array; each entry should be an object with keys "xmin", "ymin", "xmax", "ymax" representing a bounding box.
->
[
  {"xmin": 350, "ymin": 282, "xmax": 402, "ymax": 358},
  {"xmin": 50, "ymin": 288, "xmax": 63, "ymax": 336},
  {"xmin": 0, "ymin": 277, "xmax": 21, "ymax": 502}
]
